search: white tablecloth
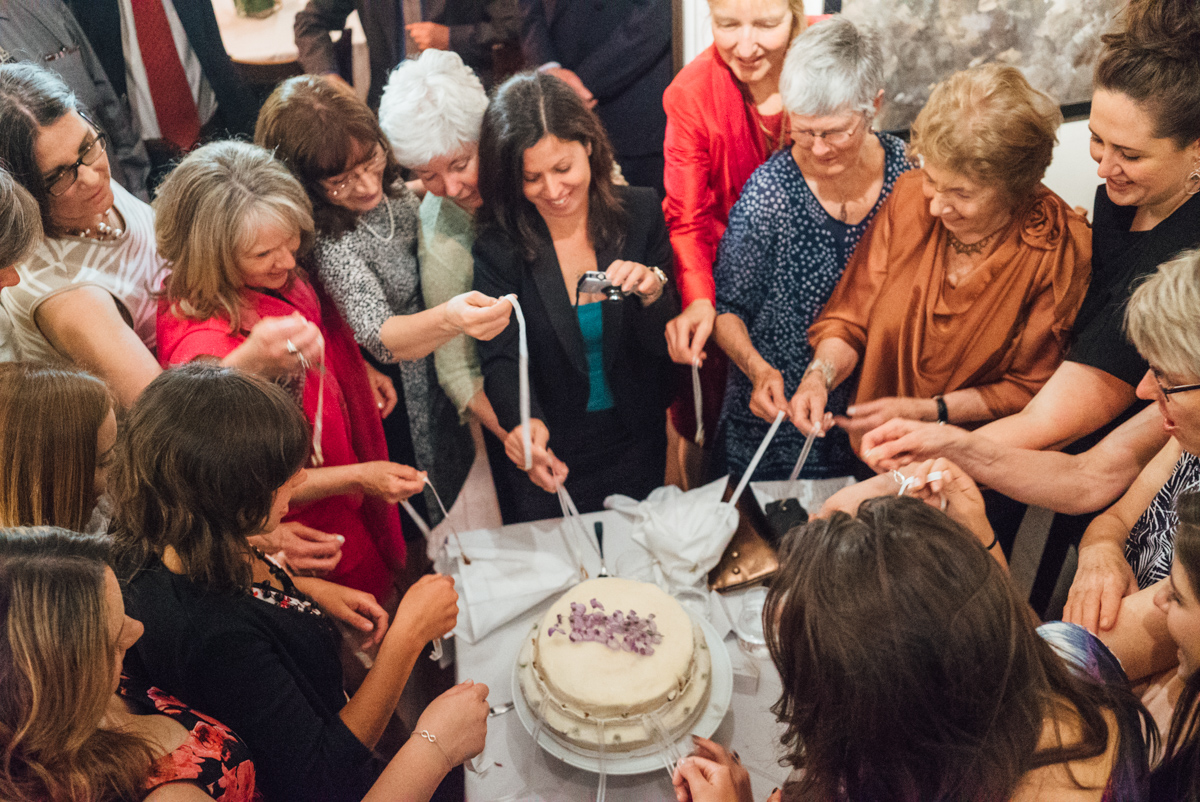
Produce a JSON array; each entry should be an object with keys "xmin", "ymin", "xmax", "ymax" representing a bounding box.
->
[{"xmin": 452, "ymin": 508, "xmax": 793, "ymax": 801}]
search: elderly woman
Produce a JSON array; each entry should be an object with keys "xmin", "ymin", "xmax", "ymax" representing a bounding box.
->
[
  {"xmin": 712, "ymin": 18, "xmax": 909, "ymax": 480},
  {"xmin": 0, "ymin": 63, "xmax": 314, "ymax": 406},
  {"xmin": 256, "ymin": 73, "xmax": 511, "ymax": 523},
  {"xmin": 377, "ymin": 50, "xmax": 533, "ymax": 522},
  {"xmin": 1063, "ymin": 249, "xmax": 1200, "ymax": 642},
  {"xmin": 673, "ymin": 492, "xmax": 1150, "ymax": 802},
  {"xmin": 155, "ymin": 141, "xmax": 421, "ymax": 605},
  {"xmin": 793, "ymin": 64, "xmax": 1091, "ymax": 460},
  {"xmin": 662, "ymin": 0, "xmax": 815, "ymax": 448},
  {"xmin": 473, "ymin": 72, "xmax": 679, "ymax": 521}
]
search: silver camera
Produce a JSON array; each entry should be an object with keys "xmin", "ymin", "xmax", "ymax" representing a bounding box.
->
[{"xmin": 576, "ymin": 270, "xmax": 626, "ymax": 302}]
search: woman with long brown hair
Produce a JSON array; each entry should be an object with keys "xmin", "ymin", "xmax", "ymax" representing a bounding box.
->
[
  {"xmin": 674, "ymin": 486, "xmax": 1152, "ymax": 801},
  {"xmin": 0, "ymin": 363, "xmax": 114, "ymax": 533},
  {"xmin": 0, "ymin": 526, "xmax": 257, "ymax": 801}
]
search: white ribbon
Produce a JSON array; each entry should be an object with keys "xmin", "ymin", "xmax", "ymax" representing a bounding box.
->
[
  {"xmin": 503, "ymin": 294, "xmax": 532, "ymax": 470},
  {"xmin": 692, "ymin": 361, "xmax": 705, "ymax": 446}
]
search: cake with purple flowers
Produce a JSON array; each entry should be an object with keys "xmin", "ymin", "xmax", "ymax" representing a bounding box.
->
[{"xmin": 517, "ymin": 577, "xmax": 711, "ymax": 752}]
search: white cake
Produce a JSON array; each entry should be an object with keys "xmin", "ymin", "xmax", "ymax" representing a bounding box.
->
[{"xmin": 517, "ymin": 577, "xmax": 712, "ymax": 752}]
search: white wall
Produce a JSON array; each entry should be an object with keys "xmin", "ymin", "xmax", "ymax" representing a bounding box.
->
[{"xmin": 1044, "ymin": 118, "xmax": 1099, "ymax": 217}]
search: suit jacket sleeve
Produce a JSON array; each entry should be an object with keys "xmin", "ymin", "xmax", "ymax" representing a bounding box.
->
[
  {"xmin": 472, "ymin": 229, "xmax": 546, "ymax": 430},
  {"xmin": 629, "ymin": 191, "xmax": 679, "ymax": 359},
  {"xmin": 518, "ymin": 0, "xmax": 556, "ymax": 66},
  {"xmin": 295, "ymin": 0, "xmax": 356, "ymax": 75},
  {"xmin": 448, "ymin": 0, "xmax": 520, "ymax": 66},
  {"xmin": 572, "ymin": 0, "xmax": 671, "ymax": 102}
]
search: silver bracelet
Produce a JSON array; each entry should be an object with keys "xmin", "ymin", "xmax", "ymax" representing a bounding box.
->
[
  {"xmin": 803, "ymin": 358, "xmax": 836, "ymax": 390},
  {"xmin": 418, "ymin": 729, "xmax": 453, "ymax": 769}
]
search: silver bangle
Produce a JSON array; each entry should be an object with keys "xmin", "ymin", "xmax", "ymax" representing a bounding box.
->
[{"xmin": 804, "ymin": 358, "xmax": 836, "ymax": 390}]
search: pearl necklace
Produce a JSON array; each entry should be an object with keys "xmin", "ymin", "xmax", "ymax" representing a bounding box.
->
[
  {"xmin": 359, "ymin": 199, "xmax": 395, "ymax": 241},
  {"xmin": 65, "ymin": 208, "xmax": 124, "ymax": 242}
]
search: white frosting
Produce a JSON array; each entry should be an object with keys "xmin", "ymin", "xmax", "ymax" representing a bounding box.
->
[{"xmin": 518, "ymin": 577, "xmax": 712, "ymax": 751}]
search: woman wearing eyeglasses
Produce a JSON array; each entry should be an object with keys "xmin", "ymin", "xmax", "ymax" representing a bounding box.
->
[
  {"xmin": 711, "ymin": 18, "xmax": 910, "ymax": 481},
  {"xmin": 255, "ymin": 75, "xmax": 512, "ymax": 523},
  {"xmin": 791, "ymin": 64, "xmax": 1091, "ymax": 466},
  {"xmin": 0, "ymin": 64, "xmax": 323, "ymax": 409}
]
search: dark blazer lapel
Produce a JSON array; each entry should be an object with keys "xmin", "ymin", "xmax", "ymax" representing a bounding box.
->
[
  {"xmin": 529, "ymin": 248, "xmax": 588, "ymax": 376},
  {"xmin": 596, "ymin": 242, "xmax": 624, "ymax": 370}
]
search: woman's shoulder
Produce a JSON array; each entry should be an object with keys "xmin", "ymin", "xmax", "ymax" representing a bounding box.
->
[
  {"xmin": 617, "ymin": 184, "xmax": 663, "ymax": 215},
  {"xmin": 1017, "ymin": 186, "xmax": 1090, "ymax": 252},
  {"xmin": 1012, "ymin": 705, "xmax": 1120, "ymax": 802},
  {"xmin": 664, "ymin": 46, "xmax": 727, "ymax": 107}
]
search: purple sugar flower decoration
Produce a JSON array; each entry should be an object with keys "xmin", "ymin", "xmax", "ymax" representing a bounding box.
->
[{"xmin": 546, "ymin": 599, "xmax": 665, "ymax": 655}]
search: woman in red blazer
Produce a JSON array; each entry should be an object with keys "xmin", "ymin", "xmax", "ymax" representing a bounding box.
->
[{"xmin": 662, "ymin": 2, "xmax": 822, "ymax": 448}]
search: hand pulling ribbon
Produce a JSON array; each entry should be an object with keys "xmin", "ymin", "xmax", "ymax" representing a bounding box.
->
[{"xmin": 503, "ymin": 294, "xmax": 532, "ymax": 471}]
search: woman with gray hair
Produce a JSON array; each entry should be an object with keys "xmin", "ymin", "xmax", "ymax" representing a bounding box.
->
[
  {"xmin": 711, "ymin": 16, "xmax": 911, "ymax": 481},
  {"xmin": 377, "ymin": 50, "xmax": 504, "ymax": 444},
  {"xmin": 1063, "ymin": 248, "xmax": 1200, "ymax": 661},
  {"xmin": 0, "ymin": 169, "xmax": 41, "ymax": 359}
]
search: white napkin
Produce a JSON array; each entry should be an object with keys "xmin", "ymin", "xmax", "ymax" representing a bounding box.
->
[
  {"xmin": 451, "ymin": 545, "xmax": 578, "ymax": 644},
  {"xmin": 605, "ymin": 476, "xmax": 738, "ymax": 588}
]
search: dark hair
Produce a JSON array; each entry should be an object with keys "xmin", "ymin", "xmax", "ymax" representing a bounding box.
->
[
  {"xmin": 254, "ymin": 75, "xmax": 405, "ymax": 239},
  {"xmin": 1095, "ymin": 0, "xmax": 1200, "ymax": 146},
  {"xmin": 764, "ymin": 496, "xmax": 1146, "ymax": 801},
  {"xmin": 476, "ymin": 71, "xmax": 625, "ymax": 259},
  {"xmin": 1162, "ymin": 492, "xmax": 1200, "ymax": 782},
  {"xmin": 0, "ymin": 527, "xmax": 158, "ymax": 801},
  {"xmin": 0, "ymin": 63, "xmax": 92, "ymax": 239},
  {"xmin": 109, "ymin": 364, "xmax": 309, "ymax": 594}
]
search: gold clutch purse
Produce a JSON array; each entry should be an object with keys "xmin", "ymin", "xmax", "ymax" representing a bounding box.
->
[{"xmin": 708, "ymin": 485, "xmax": 779, "ymax": 593}]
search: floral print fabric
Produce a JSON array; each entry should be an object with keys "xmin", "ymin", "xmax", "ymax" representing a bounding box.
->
[{"xmin": 119, "ymin": 677, "xmax": 260, "ymax": 801}]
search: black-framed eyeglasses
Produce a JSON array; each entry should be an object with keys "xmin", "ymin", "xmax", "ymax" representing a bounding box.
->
[
  {"xmin": 1151, "ymin": 369, "xmax": 1200, "ymax": 398},
  {"xmin": 43, "ymin": 132, "xmax": 107, "ymax": 197}
]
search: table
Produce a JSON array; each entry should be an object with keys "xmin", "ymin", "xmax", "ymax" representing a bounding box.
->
[
  {"xmin": 212, "ymin": 0, "xmax": 370, "ymax": 98},
  {"xmin": 452, "ymin": 508, "xmax": 790, "ymax": 800}
]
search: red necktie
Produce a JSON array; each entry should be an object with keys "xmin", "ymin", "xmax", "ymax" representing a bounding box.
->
[{"xmin": 130, "ymin": 0, "xmax": 202, "ymax": 150}]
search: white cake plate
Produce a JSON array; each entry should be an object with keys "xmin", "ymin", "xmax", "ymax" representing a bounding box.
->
[{"xmin": 511, "ymin": 613, "xmax": 734, "ymax": 775}]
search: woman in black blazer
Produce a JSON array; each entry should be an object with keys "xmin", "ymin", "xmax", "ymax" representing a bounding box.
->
[{"xmin": 473, "ymin": 72, "xmax": 679, "ymax": 522}]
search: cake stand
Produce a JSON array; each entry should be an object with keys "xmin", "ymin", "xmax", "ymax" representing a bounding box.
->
[{"xmin": 511, "ymin": 613, "xmax": 734, "ymax": 775}]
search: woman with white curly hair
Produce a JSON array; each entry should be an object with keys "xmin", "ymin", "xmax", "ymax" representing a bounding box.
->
[{"xmin": 378, "ymin": 50, "xmax": 527, "ymax": 521}]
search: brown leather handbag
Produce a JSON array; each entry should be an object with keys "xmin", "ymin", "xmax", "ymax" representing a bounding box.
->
[{"xmin": 708, "ymin": 486, "xmax": 779, "ymax": 593}]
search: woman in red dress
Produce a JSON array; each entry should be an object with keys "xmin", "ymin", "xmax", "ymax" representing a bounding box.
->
[
  {"xmin": 661, "ymin": 0, "xmax": 820, "ymax": 457},
  {"xmin": 155, "ymin": 141, "xmax": 423, "ymax": 605}
]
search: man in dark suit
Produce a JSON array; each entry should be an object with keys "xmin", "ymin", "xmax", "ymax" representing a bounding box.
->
[
  {"xmin": 520, "ymin": 0, "xmax": 672, "ymax": 194},
  {"xmin": 65, "ymin": 0, "xmax": 259, "ymax": 160},
  {"xmin": 293, "ymin": 0, "xmax": 519, "ymax": 109}
]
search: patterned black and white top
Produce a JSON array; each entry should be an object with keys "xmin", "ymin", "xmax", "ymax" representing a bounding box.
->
[
  {"xmin": 309, "ymin": 188, "xmax": 472, "ymax": 514},
  {"xmin": 1126, "ymin": 451, "xmax": 1200, "ymax": 588}
]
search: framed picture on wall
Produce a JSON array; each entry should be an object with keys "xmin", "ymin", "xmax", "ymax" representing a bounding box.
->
[{"xmin": 840, "ymin": 0, "xmax": 1121, "ymax": 130}]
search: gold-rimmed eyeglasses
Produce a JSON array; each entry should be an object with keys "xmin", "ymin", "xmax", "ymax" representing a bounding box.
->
[
  {"xmin": 43, "ymin": 132, "xmax": 107, "ymax": 197},
  {"xmin": 322, "ymin": 145, "xmax": 387, "ymax": 198}
]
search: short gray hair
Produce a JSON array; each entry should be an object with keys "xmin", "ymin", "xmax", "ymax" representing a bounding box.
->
[
  {"xmin": 378, "ymin": 50, "xmax": 489, "ymax": 169},
  {"xmin": 1126, "ymin": 248, "xmax": 1200, "ymax": 381},
  {"xmin": 780, "ymin": 16, "xmax": 884, "ymax": 118},
  {"xmin": 0, "ymin": 167, "xmax": 42, "ymax": 268}
]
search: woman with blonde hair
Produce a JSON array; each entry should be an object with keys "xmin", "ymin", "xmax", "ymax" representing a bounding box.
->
[
  {"xmin": 0, "ymin": 363, "xmax": 115, "ymax": 533},
  {"xmin": 0, "ymin": 526, "xmax": 257, "ymax": 801},
  {"xmin": 155, "ymin": 140, "xmax": 421, "ymax": 604},
  {"xmin": 792, "ymin": 65, "xmax": 1091, "ymax": 464},
  {"xmin": 661, "ymin": 0, "xmax": 819, "ymax": 455}
]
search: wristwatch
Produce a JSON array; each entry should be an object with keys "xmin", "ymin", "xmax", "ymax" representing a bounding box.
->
[{"xmin": 648, "ymin": 266, "xmax": 669, "ymax": 288}]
